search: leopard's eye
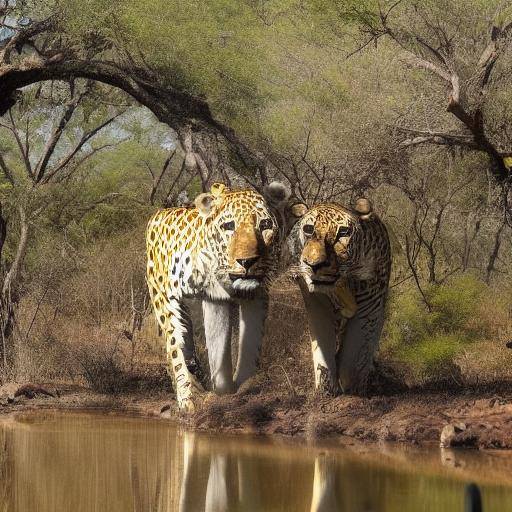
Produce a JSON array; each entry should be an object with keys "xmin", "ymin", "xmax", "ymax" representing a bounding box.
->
[
  {"xmin": 221, "ymin": 220, "xmax": 235, "ymax": 231},
  {"xmin": 302, "ymin": 224, "xmax": 314, "ymax": 236},
  {"xmin": 259, "ymin": 218, "xmax": 273, "ymax": 231},
  {"xmin": 335, "ymin": 225, "xmax": 352, "ymax": 242}
]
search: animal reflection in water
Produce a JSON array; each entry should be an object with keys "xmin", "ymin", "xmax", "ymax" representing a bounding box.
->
[
  {"xmin": 178, "ymin": 433, "xmax": 339, "ymax": 512},
  {"xmin": 0, "ymin": 414, "xmax": 356, "ymax": 512}
]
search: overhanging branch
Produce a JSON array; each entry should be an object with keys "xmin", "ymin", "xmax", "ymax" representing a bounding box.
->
[{"xmin": 0, "ymin": 58, "xmax": 269, "ymax": 184}]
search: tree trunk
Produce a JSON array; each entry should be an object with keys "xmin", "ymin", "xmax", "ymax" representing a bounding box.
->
[
  {"xmin": 485, "ymin": 218, "xmax": 506, "ymax": 283},
  {"xmin": 0, "ymin": 203, "xmax": 6, "ymax": 261},
  {"xmin": 2, "ymin": 205, "xmax": 29, "ymax": 297},
  {"xmin": 0, "ymin": 204, "xmax": 30, "ymax": 373}
]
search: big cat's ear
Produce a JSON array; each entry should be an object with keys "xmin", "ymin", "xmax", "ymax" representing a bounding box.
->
[
  {"xmin": 354, "ymin": 197, "xmax": 373, "ymax": 221},
  {"xmin": 194, "ymin": 192, "xmax": 216, "ymax": 217},
  {"xmin": 263, "ymin": 181, "xmax": 291, "ymax": 209},
  {"xmin": 290, "ymin": 202, "xmax": 308, "ymax": 218}
]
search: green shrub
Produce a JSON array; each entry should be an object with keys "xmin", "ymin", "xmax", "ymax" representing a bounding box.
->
[
  {"xmin": 396, "ymin": 334, "xmax": 464, "ymax": 382},
  {"xmin": 381, "ymin": 274, "xmax": 498, "ymax": 385},
  {"xmin": 426, "ymin": 274, "xmax": 486, "ymax": 337}
]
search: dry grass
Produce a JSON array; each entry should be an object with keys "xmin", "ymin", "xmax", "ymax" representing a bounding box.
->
[
  {"xmin": 9, "ymin": 230, "xmax": 165, "ymax": 391},
  {"xmin": 457, "ymin": 340, "xmax": 512, "ymax": 386},
  {"xmin": 259, "ymin": 277, "xmax": 312, "ymax": 396}
]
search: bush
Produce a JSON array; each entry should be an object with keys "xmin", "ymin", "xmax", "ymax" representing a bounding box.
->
[
  {"xmin": 381, "ymin": 274, "xmax": 505, "ymax": 385},
  {"xmin": 426, "ymin": 274, "xmax": 488, "ymax": 337},
  {"xmin": 72, "ymin": 341, "xmax": 127, "ymax": 394},
  {"xmin": 396, "ymin": 334, "xmax": 463, "ymax": 382}
]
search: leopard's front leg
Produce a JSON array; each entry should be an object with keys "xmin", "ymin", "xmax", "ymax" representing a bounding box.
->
[
  {"xmin": 202, "ymin": 299, "xmax": 235, "ymax": 394},
  {"xmin": 299, "ymin": 282, "xmax": 339, "ymax": 396},
  {"xmin": 335, "ymin": 279, "xmax": 384, "ymax": 394},
  {"xmin": 159, "ymin": 296, "xmax": 204, "ymax": 412},
  {"xmin": 234, "ymin": 297, "xmax": 268, "ymax": 390}
]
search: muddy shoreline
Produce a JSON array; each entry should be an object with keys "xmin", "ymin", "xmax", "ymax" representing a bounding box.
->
[{"xmin": 1, "ymin": 382, "xmax": 512, "ymax": 450}]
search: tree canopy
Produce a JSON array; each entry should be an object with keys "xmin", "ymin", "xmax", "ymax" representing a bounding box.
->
[{"xmin": 1, "ymin": 0, "xmax": 510, "ymax": 190}]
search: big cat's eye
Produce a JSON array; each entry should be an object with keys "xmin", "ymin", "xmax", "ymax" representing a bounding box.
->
[
  {"xmin": 302, "ymin": 224, "xmax": 314, "ymax": 236},
  {"xmin": 221, "ymin": 220, "xmax": 235, "ymax": 231},
  {"xmin": 336, "ymin": 225, "xmax": 353, "ymax": 241},
  {"xmin": 259, "ymin": 218, "xmax": 273, "ymax": 231}
]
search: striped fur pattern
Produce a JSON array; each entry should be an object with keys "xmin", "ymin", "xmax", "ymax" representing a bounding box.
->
[{"xmin": 289, "ymin": 202, "xmax": 391, "ymax": 395}]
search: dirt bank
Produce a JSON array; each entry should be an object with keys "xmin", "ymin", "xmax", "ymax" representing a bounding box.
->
[
  {"xmin": 2, "ymin": 381, "xmax": 512, "ymax": 449},
  {"xmin": 187, "ymin": 383, "xmax": 512, "ymax": 449}
]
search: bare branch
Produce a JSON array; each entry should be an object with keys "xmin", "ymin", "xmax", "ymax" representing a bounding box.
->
[
  {"xmin": 42, "ymin": 112, "xmax": 123, "ymax": 182},
  {"xmin": 149, "ymin": 149, "xmax": 176, "ymax": 205},
  {"xmin": 0, "ymin": 152, "xmax": 14, "ymax": 185},
  {"xmin": 33, "ymin": 93, "xmax": 82, "ymax": 182},
  {"xmin": 7, "ymin": 109, "xmax": 32, "ymax": 177},
  {"xmin": 400, "ymin": 51, "xmax": 451, "ymax": 82},
  {"xmin": 49, "ymin": 142, "xmax": 120, "ymax": 183}
]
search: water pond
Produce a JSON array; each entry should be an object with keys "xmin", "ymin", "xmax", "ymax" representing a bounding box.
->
[{"xmin": 0, "ymin": 411, "xmax": 511, "ymax": 511}]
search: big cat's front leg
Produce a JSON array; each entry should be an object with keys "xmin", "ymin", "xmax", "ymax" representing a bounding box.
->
[
  {"xmin": 157, "ymin": 296, "xmax": 204, "ymax": 413},
  {"xmin": 202, "ymin": 299, "xmax": 235, "ymax": 394},
  {"xmin": 234, "ymin": 297, "xmax": 268, "ymax": 390},
  {"xmin": 299, "ymin": 282, "xmax": 340, "ymax": 396}
]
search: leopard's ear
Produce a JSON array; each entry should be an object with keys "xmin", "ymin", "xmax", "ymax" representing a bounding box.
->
[
  {"xmin": 354, "ymin": 198, "xmax": 373, "ymax": 221},
  {"xmin": 263, "ymin": 181, "xmax": 291, "ymax": 210},
  {"xmin": 210, "ymin": 182, "xmax": 229, "ymax": 197},
  {"xmin": 290, "ymin": 202, "xmax": 308, "ymax": 218},
  {"xmin": 194, "ymin": 192, "xmax": 216, "ymax": 218}
]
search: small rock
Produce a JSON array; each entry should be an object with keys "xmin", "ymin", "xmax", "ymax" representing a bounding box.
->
[
  {"xmin": 440, "ymin": 422, "xmax": 467, "ymax": 448},
  {"xmin": 160, "ymin": 404, "xmax": 173, "ymax": 418}
]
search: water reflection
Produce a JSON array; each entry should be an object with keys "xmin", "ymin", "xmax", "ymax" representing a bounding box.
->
[
  {"xmin": 179, "ymin": 433, "xmax": 266, "ymax": 512},
  {"xmin": 0, "ymin": 412, "xmax": 510, "ymax": 511}
]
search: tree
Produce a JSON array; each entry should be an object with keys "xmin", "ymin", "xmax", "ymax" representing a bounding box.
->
[
  {"xmin": 305, "ymin": 0, "xmax": 512, "ymax": 183},
  {"xmin": 0, "ymin": 1, "xmax": 274, "ymax": 189},
  {"xmin": 0, "ymin": 80, "xmax": 123, "ymax": 368}
]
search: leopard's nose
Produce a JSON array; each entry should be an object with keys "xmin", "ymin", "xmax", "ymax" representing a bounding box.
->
[{"xmin": 236, "ymin": 256, "xmax": 259, "ymax": 270}]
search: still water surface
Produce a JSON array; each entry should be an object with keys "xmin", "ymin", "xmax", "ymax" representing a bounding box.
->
[{"xmin": 0, "ymin": 411, "xmax": 511, "ymax": 511}]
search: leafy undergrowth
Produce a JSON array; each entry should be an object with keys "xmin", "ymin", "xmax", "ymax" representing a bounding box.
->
[{"xmin": 381, "ymin": 274, "xmax": 512, "ymax": 387}]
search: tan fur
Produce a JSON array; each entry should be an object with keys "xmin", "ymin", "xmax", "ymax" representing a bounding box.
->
[
  {"xmin": 228, "ymin": 214, "xmax": 261, "ymax": 267},
  {"xmin": 292, "ymin": 202, "xmax": 391, "ymax": 394}
]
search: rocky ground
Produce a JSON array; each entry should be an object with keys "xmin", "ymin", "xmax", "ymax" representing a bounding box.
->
[{"xmin": 2, "ymin": 381, "xmax": 512, "ymax": 449}]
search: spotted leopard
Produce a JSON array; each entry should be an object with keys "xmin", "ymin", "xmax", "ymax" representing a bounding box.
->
[{"xmin": 146, "ymin": 182, "xmax": 292, "ymax": 411}]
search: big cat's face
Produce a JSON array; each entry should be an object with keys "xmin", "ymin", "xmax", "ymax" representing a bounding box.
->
[
  {"xmin": 297, "ymin": 206, "xmax": 357, "ymax": 288},
  {"xmin": 207, "ymin": 192, "xmax": 279, "ymax": 295}
]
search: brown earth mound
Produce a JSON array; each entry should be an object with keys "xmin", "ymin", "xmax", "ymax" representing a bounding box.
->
[{"xmin": 187, "ymin": 383, "xmax": 512, "ymax": 449}]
